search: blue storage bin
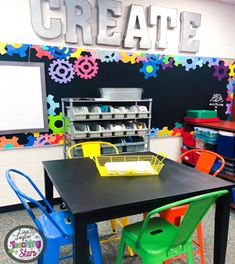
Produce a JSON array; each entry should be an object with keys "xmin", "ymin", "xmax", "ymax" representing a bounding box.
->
[{"xmin": 216, "ymin": 131, "xmax": 235, "ymax": 158}]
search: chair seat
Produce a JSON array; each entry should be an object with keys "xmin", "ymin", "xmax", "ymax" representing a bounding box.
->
[
  {"xmin": 124, "ymin": 217, "xmax": 183, "ymax": 254},
  {"xmin": 39, "ymin": 210, "xmax": 73, "ymax": 240}
]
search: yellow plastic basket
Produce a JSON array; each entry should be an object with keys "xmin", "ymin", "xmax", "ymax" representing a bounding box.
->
[{"xmin": 94, "ymin": 154, "xmax": 166, "ymax": 177}]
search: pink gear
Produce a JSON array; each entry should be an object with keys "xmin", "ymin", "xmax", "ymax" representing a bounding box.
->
[
  {"xmin": 34, "ymin": 134, "xmax": 56, "ymax": 147},
  {"xmin": 33, "ymin": 45, "xmax": 54, "ymax": 59},
  {"xmin": 74, "ymin": 55, "xmax": 99, "ymax": 79}
]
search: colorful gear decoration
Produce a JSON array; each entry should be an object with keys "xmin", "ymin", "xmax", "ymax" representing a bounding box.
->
[
  {"xmin": 173, "ymin": 56, "xmax": 184, "ymax": 66},
  {"xmin": 48, "ymin": 113, "xmax": 63, "ymax": 134},
  {"xmin": 157, "ymin": 127, "xmax": 174, "ymax": 137},
  {"xmin": 0, "ymin": 43, "xmax": 7, "ymax": 55},
  {"xmin": 47, "ymin": 94, "xmax": 60, "ymax": 116},
  {"xmin": 24, "ymin": 135, "xmax": 36, "ymax": 147},
  {"xmin": 0, "ymin": 136, "xmax": 21, "ymax": 148},
  {"xmin": 161, "ymin": 57, "xmax": 174, "ymax": 70},
  {"xmin": 70, "ymin": 48, "xmax": 85, "ymax": 59},
  {"xmin": 213, "ymin": 61, "xmax": 229, "ymax": 81},
  {"xmin": 48, "ymin": 47, "xmax": 74, "ymax": 59},
  {"xmin": 6, "ymin": 44, "xmax": 31, "ymax": 57},
  {"xmin": 207, "ymin": 58, "xmax": 220, "ymax": 68},
  {"xmin": 172, "ymin": 127, "xmax": 184, "ymax": 136},
  {"xmin": 227, "ymin": 77, "xmax": 235, "ymax": 94},
  {"xmin": 174, "ymin": 122, "xmax": 183, "ymax": 128},
  {"xmin": 48, "ymin": 59, "xmax": 75, "ymax": 84},
  {"xmin": 51, "ymin": 133, "xmax": 64, "ymax": 144},
  {"xmin": 195, "ymin": 58, "xmax": 205, "ymax": 68},
  {"xmin": 226, "ymin": 102, "xmax": 232, "ymax": 115},
  {"xmin": 223, "ymin": 59, "xmax": 235, "ymax": 67},
  {"xmin": 229, "ymin": 64, "xmax": 235, "ymax": 77},
  {"xmin": 94, "ymin": 50, "xmax": 121, "ymax": 63},
  {"xmin": 150, "ymin": 128, "xmax": 159, "ymax": 138},
  {"xmin": 120, "ymin": 52, "xmax": 139, "ymax": 64},
  {"xmin": 147, "ymin": 54, "xmax": 164, "ymax": 64},
  {"xmin": 180, "ymin": 57, "xmax": 199, "ymax": 71},
  {"xmin": 140, "ymin": 61, "xmax": 159, "ymax": 79},
  {"xmin": 74, "ymin": 55, "xmax": 99, "ymax": 79},
  {"xmin": 136, "ymin": 53, "xmax": 148, "ymax": 63},
  {"xmin": 33, "ymin": 45, "xmax": 54, "ymax": 59},
  {"xmin": 34, "ymin": 133, "xmax": 56, "ymax": 146}
]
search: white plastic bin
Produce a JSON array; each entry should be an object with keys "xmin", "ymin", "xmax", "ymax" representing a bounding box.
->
[
  {"xmin": 67, "ymin": 106, "xmax": 88, "ymax": 120},
  {"xmin": 100, "ymin": 124, "xmax": 113, "ymax": 137},
  {"xmin": 71, "ymin": 123, "xmax": 88, "ymax": 138},
  {"xmin": 127, "ymin": 106, "xmax": 138, "ymax": 119},
  {"xmin": 88, "ymin": 106, "xmax": 101, "ymax": 120},
  {"xmin": 136, "ymin": 105, "xmax": 148, "ymax": 118},
  {"xmin": 87, "ymin": 124, "xmax": 101, "ymax": 138}
]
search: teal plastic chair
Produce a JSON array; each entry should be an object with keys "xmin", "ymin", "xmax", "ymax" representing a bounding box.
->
[
  {"xmin": 6, "ymin": 169, "xmax": 103, "ymax": 264},
  {"xmin": 116, "ymin": 190, "xmax": 228, "ymax": 264}
]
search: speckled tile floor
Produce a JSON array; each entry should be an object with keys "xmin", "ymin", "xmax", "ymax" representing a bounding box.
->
[{"xmin": 0, "ymin": 205, "xmax": 235, "ymax": 263}]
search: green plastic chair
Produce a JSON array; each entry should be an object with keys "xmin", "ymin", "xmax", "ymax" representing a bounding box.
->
[{"xmin": 116, "ymin": 190, "xmax": 228, "ymax": 264}]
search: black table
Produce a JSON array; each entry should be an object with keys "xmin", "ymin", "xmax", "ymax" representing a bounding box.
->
[{"xmin": 42, "ymin": 154, "xmax": 234, "ymax": 264}]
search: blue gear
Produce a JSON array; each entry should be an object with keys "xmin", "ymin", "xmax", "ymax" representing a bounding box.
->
[
  {"xmin": 150, "ymin": 128, "xmax": 159, "ymax": 138},
  {"xmin": 140, "ymin": 61, "xmax": 159, "ymax": 79},
  {"xmin": 227, "ymin": 77, "xmax": 235, "ymax": 94},
  {"xmin": 24, "ymin": 135, "xmax": 36, "ymax": 147},
  {"xmin": 180, "ymin": 57, "xmax": 198, "ymax": 71},
  {"xmin": 47, "ymin": 94, "xmax": 60, "ymax": 116},
  {"xmin": 6, "ymin": 44, "xmax": 31, "ymax": 57},
  {"xmin": 48, "ymin": 47, "xmax": 74, "ymax": 59},
  {"xmin": 207, "ymin": 58, "xmax": 220, "ymax": 68},
  {"xmin": 147, "ymin": 54, "xmax": 164, "ymax": 64},
  {"xmin": 173, "ymin": 56, "xmax": 184, "ymax": 66},
  {"xmin": 95, "ymin": 50, "xmax": 121, "ymax": 62}
]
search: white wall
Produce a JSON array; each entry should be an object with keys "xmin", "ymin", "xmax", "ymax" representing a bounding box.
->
[
  {"xmin": 0, "ymin": 0, "xmax": 235, "ymax": 207},
  {"xmin": 0, "ymin": 0, "xmax": 235, "ymax": 58}
]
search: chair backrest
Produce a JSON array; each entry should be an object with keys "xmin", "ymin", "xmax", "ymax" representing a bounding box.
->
[
  {"xmin": 6, "ymin": 169, "xmax": 69, "ymax": 238},
  {"xmin": 178, "ymin": 149, "xmax": 225, "ymax": 176},
  {"xmin": 136, "ymin": 190, "xmax": 228, "ymax": 251},
  {"xmin": 67, "ymin": 141, "xmax": 119, "ymax": 159}
]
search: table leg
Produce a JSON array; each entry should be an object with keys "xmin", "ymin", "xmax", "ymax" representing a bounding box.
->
[
  {"xmin": 214, "ymin": 191, "xmax": 231, "ymax": 264},
  {"xmin": 44, "ymin": 169, "xmax": 54, "ymax": 208},
  {"xmin": 73, "ymin": 214, "xmax": 89, "ymax": 264}
]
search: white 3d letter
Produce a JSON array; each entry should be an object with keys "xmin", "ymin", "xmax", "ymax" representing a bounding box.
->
[
  {"xmin": 64, "ymin": 0, "xmax": 92, "ymax": 44},
  {"xmin": 124, "ymin": 5, "xmax": 151, "ymax": 49},
  {"xmin": 179, "ymin": 11, "xmax": 201, "ymax": 53},
  {"xmin": 149, "ymin": 6, "xmax": 177, "ymax": 49},
  {"xmin": 29, "ymin": 0, "xmax": 62, "ymax": 39},
  {"xmin": 97, "ymin": 0, "xmax": 122, "ymax": 46}
]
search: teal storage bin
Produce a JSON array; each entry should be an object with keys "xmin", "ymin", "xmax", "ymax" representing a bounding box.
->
[{"xmin": 186, "ymin": 110, "xmax": 217, "ymax": 118}]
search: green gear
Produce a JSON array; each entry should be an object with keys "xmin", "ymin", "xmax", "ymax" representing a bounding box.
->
[{"xmin": 48, "ymin": 112, "xmax": 63, "ymax": 134}]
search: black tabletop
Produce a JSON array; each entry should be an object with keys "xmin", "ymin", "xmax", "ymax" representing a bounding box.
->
[{"xmin": 42, "ymin": 154, "xmax": 234, "ymax": 216}]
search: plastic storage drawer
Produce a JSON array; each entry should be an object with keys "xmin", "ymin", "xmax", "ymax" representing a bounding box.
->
[{"xmin": 186, "ymin": 110, "xmax": 217, "ymax": 118}]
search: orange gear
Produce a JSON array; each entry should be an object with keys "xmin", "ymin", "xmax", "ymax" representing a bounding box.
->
[{"xmin": 0, "ymin": 136, "xmax": 21, "ymax": 148}]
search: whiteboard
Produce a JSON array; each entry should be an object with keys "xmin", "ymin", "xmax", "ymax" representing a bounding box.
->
[{"xmin": 0, "ymin": 62, "xmax": 48, "ymax": 135}]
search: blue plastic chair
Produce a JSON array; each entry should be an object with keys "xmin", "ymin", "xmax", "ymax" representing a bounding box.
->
[{"xmin": 6, "ymin": 169, "xmax": 103, "ymax": 264}]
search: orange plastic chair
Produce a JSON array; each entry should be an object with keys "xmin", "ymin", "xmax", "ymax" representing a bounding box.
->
[
  {"xmin": 68, "ymin": 141, "xmax": 133, "ymax": 255},
  {"xmin": 160, "ymin": 149, "xmax": 225, "ymax": 264}
]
